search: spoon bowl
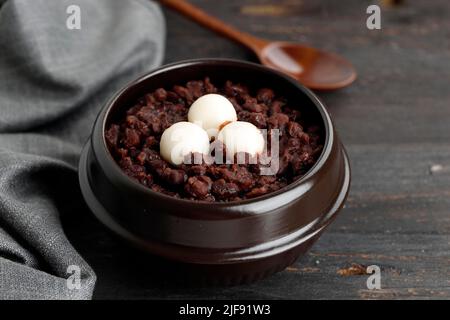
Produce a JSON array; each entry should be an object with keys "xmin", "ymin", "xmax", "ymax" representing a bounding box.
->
[{"xmin": 259, "ymin": 42, "xmax": 357, "ymax": 90}]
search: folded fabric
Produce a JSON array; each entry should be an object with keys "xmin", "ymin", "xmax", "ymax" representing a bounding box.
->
[{"xmin": 0, "ymin": 0, "xmax": 165, "ymax": 299}]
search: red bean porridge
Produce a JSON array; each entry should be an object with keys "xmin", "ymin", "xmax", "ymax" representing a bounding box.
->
[{"xmin": 105, "ymin": 78, "xmax": 323, "ymax": 202}]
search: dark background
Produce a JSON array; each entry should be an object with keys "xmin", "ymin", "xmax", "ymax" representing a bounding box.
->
[{"xmin": 66, "ymin": 0, "xmax": 450, "ymax": 299}]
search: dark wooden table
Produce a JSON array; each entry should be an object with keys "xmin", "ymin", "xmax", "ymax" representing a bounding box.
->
[{"xmin": 67, "ymin": 0, "xmax": 450, "ymax": 299}]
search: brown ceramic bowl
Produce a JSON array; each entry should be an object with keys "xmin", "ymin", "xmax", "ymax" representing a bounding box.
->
[{"xmin": 78, "ymin": 59, "xmax": 350, "ymax": 285}]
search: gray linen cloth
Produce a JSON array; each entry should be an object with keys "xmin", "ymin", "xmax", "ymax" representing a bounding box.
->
[{"xmin": 0, "ymin": 0, "xmax": 165, "ymax": 299}]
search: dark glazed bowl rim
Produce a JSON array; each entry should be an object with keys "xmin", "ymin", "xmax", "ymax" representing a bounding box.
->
[{"xmin": 94, "ymin": 58, "xmax": 334, "ymax": 207}]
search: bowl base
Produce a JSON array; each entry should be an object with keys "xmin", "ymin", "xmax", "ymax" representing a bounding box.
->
[{"xmin": 79, "ymin": 142, "xmax": 350, "ymax": 285}]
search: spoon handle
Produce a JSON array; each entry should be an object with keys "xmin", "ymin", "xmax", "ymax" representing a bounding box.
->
[{"xmin": 160, "ymin": 0, "xmax": 267, "ymax": 51}]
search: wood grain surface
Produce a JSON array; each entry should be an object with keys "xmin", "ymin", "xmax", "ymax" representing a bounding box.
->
[{"xmin": 65, "ymin": 0, "xmax": 450, "ymax": 299}]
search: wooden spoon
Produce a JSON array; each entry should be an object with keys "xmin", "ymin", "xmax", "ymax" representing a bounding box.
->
[{"xmin": 160, "ymin": 0, "xmax": 357, "ymax": 90}]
